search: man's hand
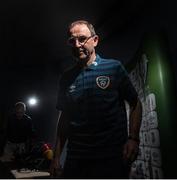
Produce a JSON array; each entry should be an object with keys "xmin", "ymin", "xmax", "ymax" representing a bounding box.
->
[
  {"xmin": 49, "ymin": 158, "xmax": 63, "ymax": 178},
  {"xmin": 123, "ymin": 139, "xmax": 139, "ymax": 163}
]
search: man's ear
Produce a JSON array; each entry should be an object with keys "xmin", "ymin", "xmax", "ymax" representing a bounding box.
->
[
  {"xmin": 93, "ymin": 35, "xmax": 99, "ymax": 46},
  {"xmin": 94, "ymin": 35, "xmax": 99, "ymax": 42}
]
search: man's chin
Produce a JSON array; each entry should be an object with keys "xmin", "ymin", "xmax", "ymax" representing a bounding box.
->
[{"xmin": 75, "ymin": 53, "xmax": 88, "ymax": 60}]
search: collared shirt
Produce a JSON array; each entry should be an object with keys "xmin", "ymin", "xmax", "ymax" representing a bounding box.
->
[{"xmin": 56, "ymin": 54, "xmax": 138, "ymax": 159}]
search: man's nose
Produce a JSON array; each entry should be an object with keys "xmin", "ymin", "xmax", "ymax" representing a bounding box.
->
[{"xmin": 75, "ymin": 39, "xmax": 81, "ymax": 47}]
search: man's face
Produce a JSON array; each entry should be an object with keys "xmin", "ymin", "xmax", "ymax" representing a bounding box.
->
[
  {"xmin": 68, "ymin": 24, "xmax": 98, "ymax": 62},
  {"xmin": 15, "ymin": 107, "xmax": 25, "ymax": 120}
]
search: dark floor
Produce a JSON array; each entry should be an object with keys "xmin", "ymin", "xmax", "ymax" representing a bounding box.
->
[{"xmin": 0, "ymin": 161, "xmax": 15, "ymax": 178}]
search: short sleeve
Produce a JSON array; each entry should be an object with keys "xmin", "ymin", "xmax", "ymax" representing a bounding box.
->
[{"xmin": 118, "ymin": 62, "xmax": 138, "ymax": 106}]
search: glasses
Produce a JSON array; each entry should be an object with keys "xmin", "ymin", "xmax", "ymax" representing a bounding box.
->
[{"xmin": 67, "ymin": 35, "xmax": 95, "ymax": 46}]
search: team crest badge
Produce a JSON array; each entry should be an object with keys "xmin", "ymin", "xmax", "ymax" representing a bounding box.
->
[{"xmin": 96, "ymin": 76, "xmax": 110, "ymax": 89}]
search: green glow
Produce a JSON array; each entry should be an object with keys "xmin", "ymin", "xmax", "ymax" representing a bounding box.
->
[
  {"xmin": 158, "ymin": 61, "xmax": 164, "ymax": 89},
  {"xmin": 143, "ymin": 32, "xmax": 177, "ymax": 178}
]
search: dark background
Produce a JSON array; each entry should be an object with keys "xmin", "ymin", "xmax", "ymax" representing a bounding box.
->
[{"xmin": 0, "ymin": 0, "xmax": 177, "ymax": 144}]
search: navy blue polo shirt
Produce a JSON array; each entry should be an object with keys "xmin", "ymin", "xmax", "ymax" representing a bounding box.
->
[{"xmin": 56, "ymin": 54, "xmax": 138, "ymax": 159}]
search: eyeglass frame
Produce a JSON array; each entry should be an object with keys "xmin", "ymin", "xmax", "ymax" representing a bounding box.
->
[{"xmin": 67, "ymin": 34, "xmax": 96, "ymax": 47}]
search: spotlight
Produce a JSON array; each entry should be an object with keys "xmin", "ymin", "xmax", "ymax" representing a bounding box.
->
[{"xmin": 28, "ymin": 97, "xmax": 38, "ymax": 106}]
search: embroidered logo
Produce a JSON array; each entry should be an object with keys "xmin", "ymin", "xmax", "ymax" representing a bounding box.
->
[
  {"xmin": 96, "ymin": 76, "xmax": 110, "ymax": 89},
  {"xmin": 69, "ymin": 84, "xmax": 76, "ymax": 92}
]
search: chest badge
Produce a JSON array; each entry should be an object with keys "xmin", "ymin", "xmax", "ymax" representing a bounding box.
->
[{"xmin": 96, "ymin": 76, "xmax": 110, "ymax": 89}]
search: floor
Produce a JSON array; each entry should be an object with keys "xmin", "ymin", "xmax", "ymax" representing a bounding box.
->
[{"xmin": 0, "ymin": 161, "xmax": 15, "ymax": 178}]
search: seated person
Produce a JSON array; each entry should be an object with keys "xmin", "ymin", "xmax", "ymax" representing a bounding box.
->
[{"xmin": 0, "ymin": 102, "xmax": 35, "ymax": 162}]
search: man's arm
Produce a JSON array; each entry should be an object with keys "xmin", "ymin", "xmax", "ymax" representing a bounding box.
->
[
  {"xmin": 53, "ymin": 111, "xmax": 68, "ymax": 159},
  {"xmin": 129, "ymin": 98, "xmax": 142, "ymax": 142},
  {"xmin": 123, "ymin": 98, "xmax": 142, "ymax": 162},
  {"xmin": 50, "ymin": 110, "xmax": 68, "ymax": 177}
]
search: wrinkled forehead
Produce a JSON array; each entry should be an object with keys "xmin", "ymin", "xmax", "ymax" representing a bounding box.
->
[{"xmin": 69, "ymin": 24, "xmax": 91, "ymax": 36}]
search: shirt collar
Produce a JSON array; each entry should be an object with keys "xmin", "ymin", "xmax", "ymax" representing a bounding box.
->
[{"xmin": 85, "ymin": 54, "xmax": 101, "ymax": 70}]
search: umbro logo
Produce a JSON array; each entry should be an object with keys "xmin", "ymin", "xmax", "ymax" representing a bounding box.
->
[{"xmin": 69, "ymin": 85, "xmax": 76, "ymax": 92}]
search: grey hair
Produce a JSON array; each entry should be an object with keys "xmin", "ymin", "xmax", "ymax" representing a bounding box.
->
[{"xmin": 67, "ymin": 20, "xmax": 96, "ymax": 36}]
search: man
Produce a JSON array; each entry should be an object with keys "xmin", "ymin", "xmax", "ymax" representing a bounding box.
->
[
  {"xmin": 0, "ymin": 102, "xmax": 34, "ymax": 162},
  {"xmin": 50, "ymin": 20, "xmax": 142, "ymax": 178}
]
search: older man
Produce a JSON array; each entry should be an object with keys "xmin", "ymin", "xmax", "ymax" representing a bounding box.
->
[{"xmin": 50, "ymin": 20, "xmax": 142, "ymax": 178}]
